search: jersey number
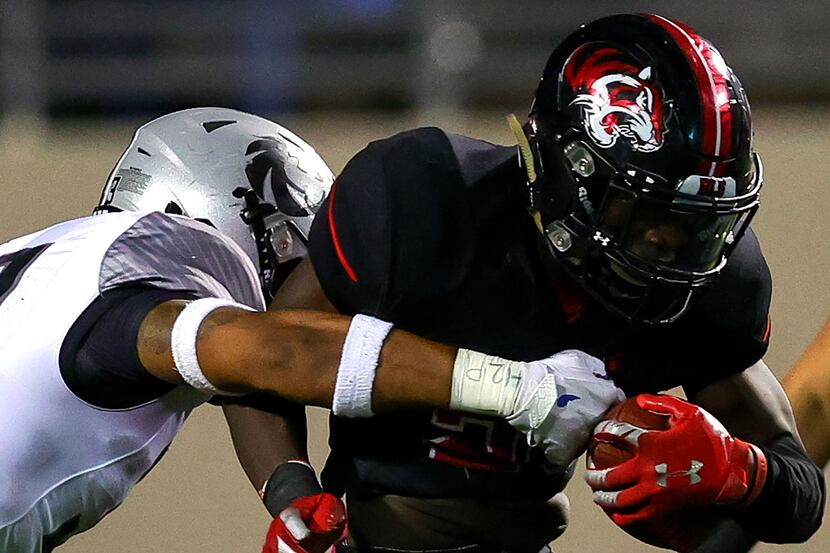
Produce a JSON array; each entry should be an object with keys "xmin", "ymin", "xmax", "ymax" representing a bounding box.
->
[
  {"xmin": 0, "ymin": 244, "xmax": 49, "ymax": 304},
  {"xmin": 428, "ymin": 409, "xmax": 530, "ymax": 472}
]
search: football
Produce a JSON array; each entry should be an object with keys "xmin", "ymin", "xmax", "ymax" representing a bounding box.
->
[
  {"xmin": 587, "ymin": 395, "xmax": 724, "ymax": 552},
  {"xmin": 587, "ymin": 396, "xmax": 671, "ymax": 469}
]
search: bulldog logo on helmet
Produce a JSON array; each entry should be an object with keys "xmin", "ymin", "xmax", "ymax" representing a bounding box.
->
[{"xmin": 565, "ymin": 47, "xmax": 666, "ymax": 153}]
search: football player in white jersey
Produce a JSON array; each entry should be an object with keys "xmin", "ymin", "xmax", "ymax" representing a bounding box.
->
[{"xmin": 0, "ymin": 108, "xmax": 623, "ymax": 553}]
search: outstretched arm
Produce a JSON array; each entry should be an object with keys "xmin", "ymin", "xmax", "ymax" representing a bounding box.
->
[
  {"xmin": 135, "ymin": 260, "xmax": 624, "ymax": 549},
  {"xmin": 138, "ymin": 301, "xmax": 455, "ymax": 411},
  {"xmin": 135, "ymin": 258, "xmax": 621, "ymax": 466}
]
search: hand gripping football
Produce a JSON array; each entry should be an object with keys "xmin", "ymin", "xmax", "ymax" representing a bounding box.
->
[
  {"xmin": 587, "ymin": 396, "xmax": 670, "ymax": 469},
  {"xmin": 586, "ymin": 395, "xmax": 728, "ymax": 553}
]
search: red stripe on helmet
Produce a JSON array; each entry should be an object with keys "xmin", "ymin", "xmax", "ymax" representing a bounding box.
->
[
  {"xmin": 327, "ymin": 180, "xmax": 359, "ymax": 283},
  {"xmin": 646, "ymin": 15, "xmax": 733, "ymax": 176}
]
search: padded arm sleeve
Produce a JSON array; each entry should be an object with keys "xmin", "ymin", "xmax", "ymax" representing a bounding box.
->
[
  {"xmin": 732, "ymin": 432, "xmax": 825, "ymax": 543},
  {"xmin": 60, "ymin": 286, "xmax": 198, "ymax": 409}
]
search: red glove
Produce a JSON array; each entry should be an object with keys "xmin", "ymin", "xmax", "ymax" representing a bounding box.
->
[
  {"xmin": 262, "ymin": 492, "xmax": 348, "ymax": 553},
  {"xmin": 585, "ymin": 394, "xmax": 768, "ymax": 551},
  {"xmin": 260, "ymin": 461, "xmax": 348, "ymax": 553}
]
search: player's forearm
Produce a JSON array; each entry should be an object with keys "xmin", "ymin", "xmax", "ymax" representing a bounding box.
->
[
  {"xmin": 199, "ymin": 308, "xmax": 455, "ymax": 411},
  {"xmin": 371, "ymin": 326, "xmax": 455, "ymax": 410},
  {"xmin": 139, "ymin": 300, "xmax": 467, "ymax": 412},
  {"xmin": 221, "ymin": 399, "xmax": 309, "ymax": 492},
  {"xmin": 146, "ymin": 301, "xmax": 622, "ymax": 478}
]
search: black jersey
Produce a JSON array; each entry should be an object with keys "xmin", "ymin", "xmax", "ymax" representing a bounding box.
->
[{"xmin": 308, "ymin": 127, "xmax": 771, "ymax": 499}]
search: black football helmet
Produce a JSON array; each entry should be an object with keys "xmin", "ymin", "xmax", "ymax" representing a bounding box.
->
[{"xmin": 519, "ymin": 13, "xmax": 763, "ymax": 325}]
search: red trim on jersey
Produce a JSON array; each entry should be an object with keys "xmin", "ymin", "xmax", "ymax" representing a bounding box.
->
[
  {"xmin": 327, "ymin": 180, "xmax": 359, "ymax": 283},
  {"xmin": 647, "ymin": 15, "xmax": 734, "ymax": 176}
]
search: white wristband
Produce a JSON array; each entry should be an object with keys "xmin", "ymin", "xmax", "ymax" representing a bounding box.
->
[
  {"xmin": 171, "ymin": 297, "xmax": 254, "ymax": 395},
  {"xmin": 332, "ymin": 314, "xmax": 393, "ymax": 418}
]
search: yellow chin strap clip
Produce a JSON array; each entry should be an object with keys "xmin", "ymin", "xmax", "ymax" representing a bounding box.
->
[{"xmin": 506, "ymin": 113, "xmax": 544, "ymax": 233}]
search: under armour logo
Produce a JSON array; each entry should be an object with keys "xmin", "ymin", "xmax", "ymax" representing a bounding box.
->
[
  {"xmin": 592, "ymin": 231, "xmax": 611, "ymax": 246},
  {"xmin": 655, "ymin": 460, "xmax": 703, "ymax": 487}
]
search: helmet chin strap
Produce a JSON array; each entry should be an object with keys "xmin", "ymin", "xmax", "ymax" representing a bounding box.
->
[
  {"xmin": 507, "ymin": 113, "xmax": 537, "ymax": 184},
  {"xmin": 506, "ymin": 114, "xmax": 545, "ymax": 233}
]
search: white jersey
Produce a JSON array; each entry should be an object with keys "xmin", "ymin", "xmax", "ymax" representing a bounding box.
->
[{"xmin": 0, "ymin": 211, "xmax": 265, "ymax": 552}]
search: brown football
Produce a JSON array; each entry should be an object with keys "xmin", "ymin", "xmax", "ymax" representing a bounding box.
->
[{"xmin": 587, "ymin": 396, "xmax": 671, "ymax": 469}]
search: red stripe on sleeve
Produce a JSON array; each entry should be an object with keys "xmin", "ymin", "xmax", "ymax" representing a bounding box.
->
[{"xmin": 327, "ymin": 180, "xmax": 359, "ymax": 283}]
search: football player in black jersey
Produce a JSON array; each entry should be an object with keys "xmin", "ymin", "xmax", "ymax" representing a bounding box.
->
[
  {"xmin": 92, "ymin": 108, "xmax": 623, "ymax": 553},
  {"xmin": 247, "ymin": 13, "xmax": 824, "ymax": 553},
  {"xmin": 1, "ymin": 106, "xmax": 624, "ymax": 552}
]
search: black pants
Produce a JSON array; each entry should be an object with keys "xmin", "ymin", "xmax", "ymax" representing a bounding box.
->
[{"xmin": 343, "ymin": 493, "xmax": 569, "ymax": 553}]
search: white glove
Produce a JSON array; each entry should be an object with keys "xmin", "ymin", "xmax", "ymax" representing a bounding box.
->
[{"xmin": 506, "ymin": 349, "xmax": 625, "ymax": 466}]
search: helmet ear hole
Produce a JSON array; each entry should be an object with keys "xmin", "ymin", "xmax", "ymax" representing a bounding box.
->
[{"xmin": 164, "ymin": 201, "xmax": 184, "ymax": 215}]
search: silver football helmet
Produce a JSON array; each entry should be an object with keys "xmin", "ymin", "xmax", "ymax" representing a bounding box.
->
[{"xmin": 96, "ymin": 107, "xmax": 334, "ymax": 300}]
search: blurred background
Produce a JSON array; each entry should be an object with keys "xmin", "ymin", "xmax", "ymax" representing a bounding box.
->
[{"xmin": 1, "ymin": 1, "xmax": 828, "ymax": 552}]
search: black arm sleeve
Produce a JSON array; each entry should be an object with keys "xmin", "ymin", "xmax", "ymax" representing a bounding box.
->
[
  {"xmin": 60, "ymin": 286, "xmax": 197, "ymax": 409},
  {"xmin": 732, "ymin": 432, "xmax": 825, "ymax": 543},
  {"xmin": 692, "ymin": 520, "xmax": 759, "ymax": 553}
]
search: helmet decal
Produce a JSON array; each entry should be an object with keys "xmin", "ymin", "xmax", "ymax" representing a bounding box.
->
[
  {"xmin": 525, "ymin": 14, "xmax": 761, "ymax": 325},
  {"xmin": 245, "ymin": 136, "xmax": 327, "ymax": 217},
  {"xmin": 566, "ymin": 46, "xmax": 666, "ymax": 153}
]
